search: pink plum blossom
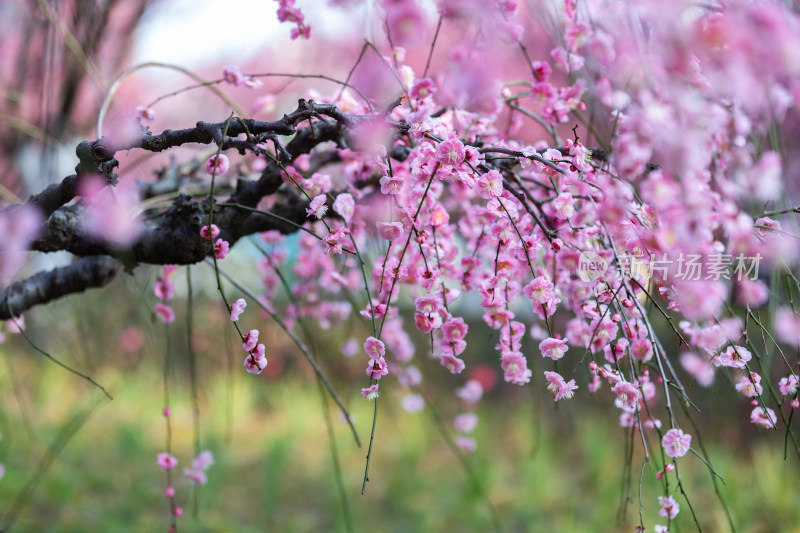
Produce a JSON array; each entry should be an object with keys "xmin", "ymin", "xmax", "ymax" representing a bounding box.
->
[
  {"xmin": 662, "ymin": 428, "xmax": 692, "ymax": 458},
  {"xmin": 440, "ymin": 353, "xmax": 465, "ymax": 374},
  {"xmin": 442, "ymin": 317, "xmax": 468, "ymax": 343},
  {"xmin": 410, "ymin": 78, "xmax": 436, "ymax": 99},
  {"xmin": 360, "ymin": 303, "xmax": 386, "ymax": 320},
  {"xmin": 435, "ymin": 137, "xmax": 466, "ymax": 167},
  {"xmin": 222, "ymin": 66, "xmax": 245, "ymax": 86},
  {"xmin": 593, "ymin": 317, "xmax": 619, "ymax": 350},
  {"xmin": 192, "ymin": 450, "xmax": 215, "ymax": 471},
  {"xmin": 501, "ymin": 353, "xmax": 532, "ymax": 385},
  {"xmin": 430, "ymin": 205, "xmax": 449, "ymax": 227},
  {"xmin": 384, "ymin": 2, "xmax": 426, "ymax": 46},
  {"xmin": 221, "ymin": 65, "xmax": 262, "ymax": 88},
  {"xmin": 455, "ymin": 436, "xmax": 477, "ymax": 453},
  {"xmin": 779, "ymin": 374, "xmax": 799, "ymax": 396},
  {"xmin": 415, "ymin": 295, "xmax": 441, "ymax": 315},
  {"xmin": 539, "ymin": 337, "xmax": 569, "ymax": 360},
  {"xmin": 398, "ymin": 366, "xmax": 422, "ymax": 388},
  {"xmin": 454, "ymin": 413, "xmax": 478, "ymax": 433},
  {"xmin": 154, "ymin": 304, "xmax": 175, "ymax": 324},
  {"xmin": 612, "ymin": 381, "xmax": 640, "ymax": 412},
  {"xmin": 364, "ymin": 336, "xmax": 386, "ymax": 359},
  {"xmin": 204, "ymin": 154, "xmax": 230, "ymax": 175},
  {"xmin": 243, "ymin": 77, "xmax": 263, "ymax": 89},
  {"xmin": 242, "ymin": 329, "xmax": 259, "ymax": 352},
  {"xmin": 80, "ymin": 177, "xmax": 141, "ymax": 247},
  {"xmin": 735, "ymin": 372, "xmax": 763, "ymax": 398},
  {"xmin": 341, "ymin": 338, "xmax": 359, "ymax": 358},
  {"xmin": 214, "ymin": 239, "xmax": 230, "ymax": 260},
  {"xmin": 456, "ymin": 380, "xmax": 483, "ymax": 403},
  {"xmin": 322, "ymin": 226, "xmax": 349, "ymax": 255},
  {"xmin": 153, "ymin": 279, "xmax": 175, "ymax": 301},
  {"xmin": 658, "ymin": 495, "xmax": 680, "ymax": 519},
  {"xmin": 380, "ymin": 175, "xmax": 404, "ymax": 195},
  {"xmin": 544, "ymin": 371, "xmax": 578, "ymax": 401},
  {"xmin": 183, "ymin": 468, "xmax": 207, "ymax": 485},
  {"xmin": 275, "ymin": 0, "xmax": 310, "ymax": 39},
  {"xmin": 230, "ymin": 298, "xmax": 247, "ymax": 321},
  {"xmin": 362, "ymin": 384, "xmax": 380, "ymax": 400},
  {"xmin": 736, "ymin": 279, "xmax": 769, "ymax": 308},
  {"xmin": 332, "ymin": 193, "xmax": 354, "ymax": 223},
  {"xmin": 306, "ymin": 195, "xmax": 328, "ymax": 219},
  {"xmin": 750, "ymin": 406, "xmax": 777, "ymax": 429},
  {"xmin": 552, "ymin": 193, "xmax": 575, "ymax": 219},
  {"xmin": 401, "ymin": 393, "xmax": 425, "ymax": 412},
  {"xmin": 630, "ymin": 339, "xmax": 653, "ymax": 362},
  {"xmin": 119, "ymin": 326, "xmax": 144, "ymax": 353},
  {"xmin": 244, "ymin": 344, "xmax": 268, "ymax": 374},
  {"xmin": 477, "ymin": 170, "xmax": 503, "ymax": 198},
  {"xmin": 157, "ymin": 453, "xmax": 178, "ymax": 471},
  {"xmin": 367, "ymin": 356, "xmax": 389, "ymax": 379},
  {"xmin": 775, "ymin": 308, "xmax": 800, "ymax": 348},
  {"xmin": 680, "ymin": 352, "xmax": 715, "ymax": 387},
  {"xmin": 136, "ymin": 106, "xmax": 155, "ymax": 121},
  {"xmin": 200, "ymin": 224, "xmax": 220, "ymax": 240},
  {"xmin": 523, "ymin": 276, "xmax": 555, "ymax": 305},
  {"xmin": 0, "ymin": 205, "xmax": 42, "ymax": 283},
  {"xmin": 712, "ymin": 345, "xmax": 751, "ymax": 369},
  {"xmin": 377, "ymin": 222, "xmax": 404, "ymax": 241}
]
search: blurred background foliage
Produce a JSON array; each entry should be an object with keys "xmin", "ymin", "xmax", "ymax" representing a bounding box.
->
[{"xmin": 0, "ymin": 262, "xmax": 798, "ymax": 532}]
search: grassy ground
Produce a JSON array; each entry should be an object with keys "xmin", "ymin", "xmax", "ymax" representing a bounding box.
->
[{"xmin": 1, "ymin": 355, "xmax": 799, "ymax": 533}]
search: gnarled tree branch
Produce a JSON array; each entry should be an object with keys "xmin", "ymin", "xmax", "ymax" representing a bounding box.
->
[
  {"xmin": 0, "ymin": 256, "xmax": 119, "ymax": 320},
  {"xmin": 4, "ymin": 100, "xmax": 383, "ymax": 318}
]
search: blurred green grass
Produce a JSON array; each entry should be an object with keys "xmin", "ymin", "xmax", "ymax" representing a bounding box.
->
[{"xmin": 1, "ymin": 357, "xmax": 799, "ymax": 533}]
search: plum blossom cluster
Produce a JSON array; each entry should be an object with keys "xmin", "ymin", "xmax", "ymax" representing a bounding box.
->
[
  {"xmin": 273, "ymin": 0, "xmax": 309, "ymax": 40},
  {"xmin": 658, "ymin": 495, "xmax": 680, "ymax": 521},
  {"xmin": 8, "ymin": 0, "xmax": 798, "ymax": 529},
  {"xmin": 227, "ymin": 297, "xmax": 268, "ymax": 375},
  {"xmin": 184, "ymin": 450, "xmax": 215, "ymax": 485},
  {"xmin": 544, "ymin": 371, "xmax": 577, "ymax": 402},
  {"xmin": 201, "ymin": 223, "xmax": 229, "ymax": 261},
  {"xmin": 363, "ymin": 336, "xmax": 388, "ymax": 391},
  {"xmin": 155, "ymin": 448, "xmax": 215, "ymax": 524},
  {"xmin": 147, "ymin": 1, "xmax": 800, "ymax": 527},
  {"xmin": 453, "ymin": 412, "xmax": 478, "ymax": 453},
  {"xmin": 153, "ymin": 265, "xmax": 178, "ymax": 323},
  {"xmin": 196, "ymin": 2, "xmax": 800, "ymax": 481}
]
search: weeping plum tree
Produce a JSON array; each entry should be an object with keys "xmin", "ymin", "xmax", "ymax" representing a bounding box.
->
[{"xmin": 2, "ymin": 0, "xmax": 800, "ymax": 531}]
